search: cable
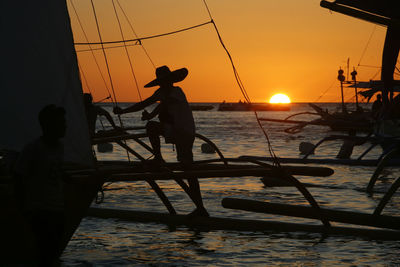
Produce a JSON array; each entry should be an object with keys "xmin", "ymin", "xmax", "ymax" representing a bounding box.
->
[
  {"xmin": 314, "ymin": 77, "xmax": 337, "ymax": 102},
  {"xmin": 201, "ymin": 0, "xmax": 279, "ymax": 165},
  {"xmin": 89, "ymin": 0, "xmax": 118, "ymax": 105},
  {"xmin": 69, "ymin": 0, "xmax": 113, "ymax": 100},
  {"xmin": 116, "ymin": 0, "xmax": 156, "ymax": 69},
  {"xmin": 111, "ymin": 0, "xmax": 142, "ymax": 101},
  {"xmin": 76, "ymin": 43, "xmax": 140, "ymax": 53},
  {"xmin": 357, "ymin": 25, "xmax": 376, "ymax": 69},
  {"xmin": 78, "ymin": 61, "xmax": 92, "ymax": 95},
  {"xmin": 74, "ymin": 21, "xmax": 213, "ymax": 46},
  {"xmin": 90, "ymin": 0, "xmax": 131, "ymax": 162}
]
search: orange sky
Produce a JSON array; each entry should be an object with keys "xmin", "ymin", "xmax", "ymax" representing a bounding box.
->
[{"xmin": 69, "ymin": 0, "xmax": 389, "ymax": 103}]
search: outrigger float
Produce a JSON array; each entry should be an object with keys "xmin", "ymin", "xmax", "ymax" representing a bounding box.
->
[
  {"xmin": 259, "ymin": 103, "xmax": 373, "ymax": 134},
  {"xmin": 69, "ymin": 127, "xmax": 400, "ymax": 240},
  {"xmin": 239, "ymin": 133, "xmax": 400, "ymax": 167}
]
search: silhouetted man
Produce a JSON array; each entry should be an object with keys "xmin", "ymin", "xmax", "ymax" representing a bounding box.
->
[
  {"xmin": 15, "ymin": 104, "xmax": 67, "ymax": 265},
  {"xmin": 83, "ymin": 93, "xmax": 118, "ymax": 136},
  {"xmin": 114, "ymin": 65, "xmax": 208, "ymax": 217},
  {"xmin": 372, "ymin": 94, "xmax": 382, "ymax": 119}
]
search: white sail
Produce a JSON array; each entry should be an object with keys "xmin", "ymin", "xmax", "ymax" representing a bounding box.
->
[{"xmin": 1, "ymin": 0, "xmax": 93, "ymax": 166}]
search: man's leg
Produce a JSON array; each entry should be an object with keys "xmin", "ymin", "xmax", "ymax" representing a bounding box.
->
[
  {"xmin": 176, "ymin": 135, "xmax": 209, "ymax": 217},
  {"xmin": 146, "ymin": 121, "xmax": 163, "ymax": 161}
]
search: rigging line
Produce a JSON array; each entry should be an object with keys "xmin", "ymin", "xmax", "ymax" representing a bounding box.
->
[
  {"xmin": 314, "ymin": 77, "xmax": 336, "ymax": 102},
  {"xmin": 78, "ymin": 61, "xmax": 92, "ymax": 95},
  {"xmin": 90, "ymin": 0, "xmax": 131, "ymax": 161},
  {"xmin": 115, "ymin": 0, "xmax": 156, "ymax": 69},
  {"xmin": 89, "ymin": 0, "xmax": 118, "ymax": 105},
  {"xmin": 76, "ymin": 43, "xmax": 140, "ymax": 53},
  {"xmin": 111, "ymin": 0, "xmax": 142, "ymax": 101},
  {"xmin": 201, "ymin": 0, "xmax": 279, "ymax": 165},
  {"xmin": 357, "ymin": 25, "xmax": 376, "ymax": 69},
  {"xmin": 69, "ymin": 0, "xmax": 113, "ymax": 99},
  {"xmin": 370, "ymin": 68, "xmax": 381, "ymax": 80},
  {"xmin": 358, "ymin": 64, "xmax": 381, "ymax": 69},
  {"xmin": 74, "ymin": 20, "xmax": 213, "ymax": 45}
]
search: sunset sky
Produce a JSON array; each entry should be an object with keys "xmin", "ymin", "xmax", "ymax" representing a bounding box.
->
[{"xmin": 69, "ymin": 0, "xmax": 389, "ymax": 103}]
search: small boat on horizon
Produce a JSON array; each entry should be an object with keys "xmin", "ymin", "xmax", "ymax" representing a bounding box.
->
[
  {"xmin": 218, "ymin": 101, "xmax": 290, "ymax": 111},
  {"xmin": 190, "ymin": 104, "xmax": 214, "ymax": 111}
]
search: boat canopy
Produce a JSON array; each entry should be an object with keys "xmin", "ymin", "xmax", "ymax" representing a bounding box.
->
[{"xmin": 1, "ymin": 0, "xmax": 94, "ymax": 166}]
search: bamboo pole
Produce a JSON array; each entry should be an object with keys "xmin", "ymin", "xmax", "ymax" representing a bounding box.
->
[
  {"xmin": 374, "ymin": 177, "xmax": 400, "ymax": 216},
  {"xmin": 67, "ymin": 163, "xmax": 334, "ymax": 178},
  {"xmin": 367, "ymin": 147, "xmax": 400, "ymax": 193},
  {"xmin": 222, "ymin": 198, "xmax": 400, "ymax": 230},
  {"xmin": 239, "ymin": 155, "xmax": 400, "ymax": 167},
  {"xmin": 320, "ymin": 1, "xmax": 399, "ymax": 27},
  {"xmin": 102, "ymin": 166, "xmax": 333, "ymax": 183},
  {"xmin": 87, "ymin": 207, "xmax": 400, "ymax": 240}
]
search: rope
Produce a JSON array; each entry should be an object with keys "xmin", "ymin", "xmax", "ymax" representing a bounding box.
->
[
  {"xmin": 356, "ymin": 25, "xmax": 376, "ymax": 70},
  {"xmin": 76, "ymin": 43, "xmax": 140, "ymax": 53},
  {"xmin": 201, "ymin": 0, "xmax": 279, "ymax": 165},
  {"xmin": 90, "ymin": 0, "xmax": 131, "ymax": 162},
  {"xmin": 69, "ymin": 0, "xmax": 113, "ymax": 100},
  {"xmin": 89, "ymin": 0, "xmax": 118, "ymax": 105},
  {"xmin": 111, "ymin": 0, "xmax": 142, "ymax": 101},
  {"xmin": 74, "ymin": 21, "xmax": 213, "ymax": 46},
  {"xmin": 116, "ymin": 0, "xmax": 156, "ymax": 69},
  {"xmin": 78, "ymin": 61, "xmax": 92, "ymax": 95},
  {"xmin": 358, "ymin": 64, "xmax": 381, "ymax": 69},
  {"xmin": 314, "ymin": 77, "xmax": 336, "ymax": 102}
]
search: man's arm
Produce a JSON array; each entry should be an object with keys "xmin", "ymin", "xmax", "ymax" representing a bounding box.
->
[
  {"xmin": 142, "ymin": 104, "xmax": 161, "ymax": 121},
  {"xmin": 114, "ymin": 93, "xmax": 158, "ymax": 115}
]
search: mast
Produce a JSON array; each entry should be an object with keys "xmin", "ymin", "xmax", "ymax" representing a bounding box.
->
[
  {"xmin": 321, "ymin": 0, "xmax": 400, "ymax": 108},
  {"xmin": 351, "ymin": 68, "xmax": 359, "ymax": 110},
  {"xmin": 338, "ymin": 68, "xmax": 347, "ymax": 113}
]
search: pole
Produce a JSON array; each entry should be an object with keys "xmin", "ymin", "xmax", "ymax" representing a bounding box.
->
[
  {"xmin": 351, "ymin": 68, "xmax": 359, "ymax": 110},
  {"xmin": 338, "ymin": 68, "xmax": 346, "ymax": 113}
]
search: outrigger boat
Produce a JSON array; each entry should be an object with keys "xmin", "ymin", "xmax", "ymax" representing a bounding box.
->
[
  {"xmin": 0, "ymin": 1, "xmax": 338, "ymax": 263},
  {"xmin": 83, "ymin": 0, "xmax": 400, "ymax": 244},
  {"xmin": 260, "ymin": 67, "xmax": 374, "ymax": 134},
  {"xmin": 71, "ymin": 0, "xmax": 400, "ymax": 241},
  {"xmin": 259, "ymin": 103, "xmax": 373, "ymax": 134},
  {"xmin": 4, "ymin": 0, "xmax": 400, "ymax": 264},
  {"xmin": 85, "ymin": 128, "xmax": 400, "ymax": 240}
]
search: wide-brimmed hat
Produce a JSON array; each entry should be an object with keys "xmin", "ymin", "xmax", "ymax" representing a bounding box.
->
[{"xmin": 144, "ymin": 65, "xmax": 188, "ymax": 88}]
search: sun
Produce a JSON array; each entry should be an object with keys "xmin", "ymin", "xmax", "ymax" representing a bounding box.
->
[{"xmin": 269, "ymin": 94, "xmax": 291, "ymax": 104}]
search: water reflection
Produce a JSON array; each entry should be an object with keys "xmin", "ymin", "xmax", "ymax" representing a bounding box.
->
[{"xmin": 63, "ymin": 103, "xmax": 400, "ymax": 265}]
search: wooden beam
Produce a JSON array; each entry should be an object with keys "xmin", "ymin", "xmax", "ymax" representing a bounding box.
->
[
  {"xmin": 320, "ymin": 1, "xmax": 396, "ymax": 27},
  {"xmin": 87, "ymin": 207, "xmax": 400, "ymax": 240},
  {"xmin": 103, "ymin": 166, "xmax": 332, "ymax": 182},
  {"xmin": 240, "ymin": 155, "xmax": 400, "ymax": 167},
  {"xmin": 222, "ymin": 198, "xmax": 400, "ymax": 230}
]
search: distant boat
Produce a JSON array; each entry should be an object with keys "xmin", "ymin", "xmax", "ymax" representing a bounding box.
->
[
  {"xmin": 190, "ymin": 104, "xmax": 214, "ymax": 111},
  {"xmin": 218, "ymin": 102, "xmax": 290, "ymax": 111}
]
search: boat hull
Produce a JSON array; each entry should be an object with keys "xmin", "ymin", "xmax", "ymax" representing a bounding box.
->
[{"xmin": 218, "ymin": 103, "xmax": 290, "ymax": 111}]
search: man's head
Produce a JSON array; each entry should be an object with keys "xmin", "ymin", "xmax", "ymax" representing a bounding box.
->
[
  {"xmin": 39, "ymin": 104, "xmax": 66, "ymax": 140},
  {"xmin": 144, "ymin": 66, "xmax": 188, "ymax": 88}
]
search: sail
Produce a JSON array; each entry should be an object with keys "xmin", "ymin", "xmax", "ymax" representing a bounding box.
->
[{"xmin": 1, "ymin": 0, "xmax": 94, "ymax": 166}]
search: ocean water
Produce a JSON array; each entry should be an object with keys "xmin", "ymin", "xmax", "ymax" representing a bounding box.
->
[{"xmin": 62, "ymin": 103, "xmax": 400, "ymax": 266}]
